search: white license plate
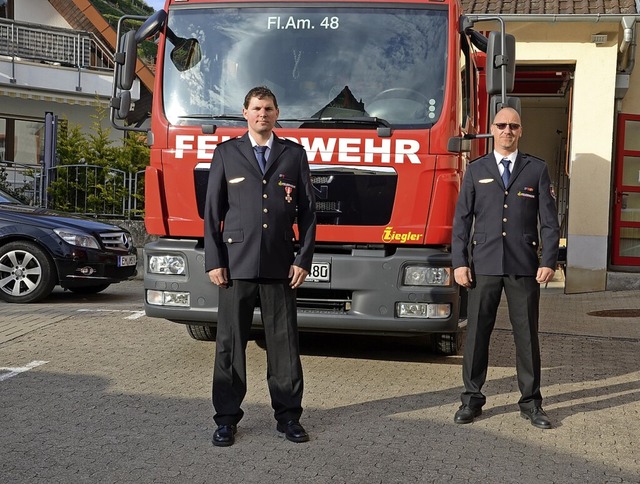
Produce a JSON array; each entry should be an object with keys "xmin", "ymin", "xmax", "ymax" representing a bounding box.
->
[
  {"xmin": 118, "ymin": 255, "xmax": 137, "ymax": 267},
  {"xmin": 307, "ymin": 262, "xmax": 330, "ymax": 282}
]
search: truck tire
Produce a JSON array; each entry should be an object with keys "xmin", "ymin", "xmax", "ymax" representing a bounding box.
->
[
  {"xmin": 186, "ymin": 324, "xmax": 216, "ymax": 341},
  {"xmin": 0, "ymin": 241, "xmax": 57, "ymax": 303},
  {"xmin": 430, "ymin": 329, "xmax": 464, "ymax": 356}
]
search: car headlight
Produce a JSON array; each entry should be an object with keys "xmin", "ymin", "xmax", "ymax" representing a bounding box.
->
[
  {"xmin": 403, "ymin": 266, "xmax": 451, "ymax": 286},
  {"xmin": 53, "ymin": 228, "xmax": 100, "ymax": 249},
  {"xmin": 148, "ymin": 254, "xmax": 186, "ymax": 275}
]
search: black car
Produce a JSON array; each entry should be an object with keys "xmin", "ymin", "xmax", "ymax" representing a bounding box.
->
[{"xmin": 0, "ymin": 189, "xmax": 137, "ymax": 303}]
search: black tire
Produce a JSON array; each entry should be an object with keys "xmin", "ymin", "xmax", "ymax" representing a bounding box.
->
[
  {"xmin": 186, "ymin": 324, "xmax": 217, "ymax": 341},
  {"xmin": 430, "ymin": 328, "xmax": 464, "ymax": 356},
  {"xmin": 67, "ymin": 283, "xmax": 111, "ymax": 294},
  {"xmin": 0, "ymin": 241, "xmax": 57, "ymax": 303}
]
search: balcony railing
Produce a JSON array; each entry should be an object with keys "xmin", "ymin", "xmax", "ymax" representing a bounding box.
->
[{"xmin": 0, "ymin": 18, "xmax": 114, "ymax": 71}]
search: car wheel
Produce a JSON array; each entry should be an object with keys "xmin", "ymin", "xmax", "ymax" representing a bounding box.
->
[
  {"xmin": 67, "ymin": 283, "xmax": 111, "ymax": 294},
  {"xmin": 0, "ymin": 241, "xmax": 57, "ymax": 303}
]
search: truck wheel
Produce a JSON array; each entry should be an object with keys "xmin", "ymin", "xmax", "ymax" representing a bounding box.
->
[
  {"xmin": 0, "ymin": 241, "xmax": 57, "ymax": 303},
  {"xmin": 186, "ymin": 324, "xmax": 216, "ymax": 341},
  {"xmin": 430, "ymin": 329, "xmax": 464, "ymax": 356}
]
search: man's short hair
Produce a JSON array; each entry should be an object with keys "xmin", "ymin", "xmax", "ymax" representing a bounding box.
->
[{"xmin": 244, "ymin": 86, "xmax": 278, "ymax": 109}]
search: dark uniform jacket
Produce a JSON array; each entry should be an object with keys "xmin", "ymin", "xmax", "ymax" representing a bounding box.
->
[
  {"xmin": 204, "ymin": 133, "xmax": 316, "ymax": 279},
  {"xmin": 452, "ymin": 152, "xmax": 560, "ymax": 276}
]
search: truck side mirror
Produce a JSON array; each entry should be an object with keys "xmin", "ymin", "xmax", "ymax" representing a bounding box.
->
[
  {"xmin": 136, "ymin": 9, "xmax": 167, "ymax": 43},
  {"xmin": 486, "ymin": 31, "xmax": 516, "ymax": 95},
  {"xmin": 447, "ymin": 136, "xmax": 471, "ymax": 153},
  {"xmin": 170, "ymin": 38, "xmax": 202, "ymax": 72},
  {"xmin": 116, "ymin": 30, "xmax": 137, "ymax": 91},
  {"xmin": 490, "ymin": 95, "xmax": 521, "ymax": 121},
  {"xmin": 110, "ymin": 91, "xmax": 132, "ymax": 120}
]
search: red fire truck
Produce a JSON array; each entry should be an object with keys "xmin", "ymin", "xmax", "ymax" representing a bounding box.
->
[{"xmin": 111, "ymin": 0, "xmax": 515, "ymax": 355}]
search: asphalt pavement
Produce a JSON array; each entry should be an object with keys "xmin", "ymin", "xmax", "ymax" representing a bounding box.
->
[{"xmin": 1, "ymin": 279, "xmax": 639, "ymax": 483}]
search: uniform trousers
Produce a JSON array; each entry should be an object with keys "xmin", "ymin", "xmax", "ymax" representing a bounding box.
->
[
  {"xmin": 461, "ymin": 274, "xmax": 543, "ymax": 411},
  {"xmin": 213, "ymin": 278, "xmax": 304, "ymax": 426}
]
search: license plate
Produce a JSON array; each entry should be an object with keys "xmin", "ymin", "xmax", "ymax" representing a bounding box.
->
[
  {"xmin": 307, "ymin": 262, "xmax": 330, "ymax": 282},
  {"xmin": 118, "ymin": 255, "xmax": 137, "ymax": 267}
]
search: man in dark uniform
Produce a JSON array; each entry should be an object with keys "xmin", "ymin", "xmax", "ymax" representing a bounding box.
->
[
  {"xmin": 451, "ymin": 107, "xmax": 559, "ymax": 429},
  {"xmin": 204, "ymin": 86, "xmax": 316, "ymax": 446}
]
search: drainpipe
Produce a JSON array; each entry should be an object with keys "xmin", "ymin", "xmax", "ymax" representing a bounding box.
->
[{"xmin": 618, "ymin": 16, "xmax": 636, "ymax": 73}]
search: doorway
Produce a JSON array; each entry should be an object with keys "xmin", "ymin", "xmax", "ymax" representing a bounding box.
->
[{"xmin": 513, "ymin": 66, "xmax": 573, "ymax": 269}]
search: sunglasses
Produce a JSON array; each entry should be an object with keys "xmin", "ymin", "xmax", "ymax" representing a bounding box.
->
[{"xmin": 493, "ymin": 123, "xmax": 521, "ymax": 130}]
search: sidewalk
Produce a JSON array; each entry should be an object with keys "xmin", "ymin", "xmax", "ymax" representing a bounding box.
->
[{"xmin": 527, "ymin": 281, "xmax": 640, "ymax": 341}]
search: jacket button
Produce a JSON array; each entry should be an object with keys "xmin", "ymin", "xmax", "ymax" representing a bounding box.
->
[
  {"xmin": 227, "ymin": 238, "xmax": 233, "ymax": 243},
  {"xmin": 263, "ymin": 180, "xmax": 267, "ymax": 185},
  {"xmin": 263, "ymin": 208, "xmax": 268, "ymax": 213},
  {"xmin": 502, "ymin": 232, "xmax": 506, "ymax": 236},
  {"xmin": 533, "ymin": 241, "xmax": 537, "ymax": 246},
  {"xmin": 503, "ymin": 218, "xmax": 507, "ymax": 222},
  {"xmin": 263, "ymin": 194, "xmax": 268, "ymax": 199},
  {"xmin": 504, "ymin": 204, "xmax": 508, "ymax": 208},
  {"xmin": 263, "ymin": 223, "xmax": 268, "ymax": 229},
  {"xmin": 472, "ymin": 241, "xmax": 477, "ymax": 245},
  {"xmin": 504, "ymin": 190, "xmax": 508, "ymax": 195}
]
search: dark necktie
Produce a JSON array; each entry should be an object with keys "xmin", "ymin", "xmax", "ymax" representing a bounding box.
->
[
  {"xmin": 501, "ymin": 158, "xmax": 511, "ymax": 187},
  {"xmin": 254, "ymin": 146, "xmax": 267, "ymax": 173}
]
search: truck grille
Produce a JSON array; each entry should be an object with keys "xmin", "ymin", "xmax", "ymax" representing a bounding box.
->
[
  {"xmin": 297, "ymin": 289, "xmax": 352, "ymax": 313},
  {"xmin": 193, "ymin": 164, "xmax": 397, "ymax": 226}
]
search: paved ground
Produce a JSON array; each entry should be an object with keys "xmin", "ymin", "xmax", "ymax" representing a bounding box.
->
[{"xmin": 1, "ymin": 280, "xmax": 640, "ymax": 483}]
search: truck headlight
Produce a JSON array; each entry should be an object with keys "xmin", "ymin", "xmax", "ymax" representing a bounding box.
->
[
  {"xmin": 403, "ymin": 266, "xmax": 451, "ymax": 286},
  {"xmin": 397, "ymin": 302, "xmax": 451, "ymax": 319},
  {"xmin": 148, "ymin": 254, "xmax": 186, "ymax": 275}
]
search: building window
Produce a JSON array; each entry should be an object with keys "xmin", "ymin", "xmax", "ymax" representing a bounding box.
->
[
  {"xmin": 0, "ymin": 117, "xmax": 45, "ymax": 166},
  {"xmin": 0, "ymin": 0, "xmax": 14, "ymax": 19}
]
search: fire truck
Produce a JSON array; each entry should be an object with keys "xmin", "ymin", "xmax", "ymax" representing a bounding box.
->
[{"xmin": 111, "ymin": 0, "xmax": 515, "ymax": 355}]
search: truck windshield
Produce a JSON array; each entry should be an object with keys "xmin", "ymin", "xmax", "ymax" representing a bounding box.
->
[{"xmin": 162, "ymin": 5, "xmax": 448, "ymax": 129}]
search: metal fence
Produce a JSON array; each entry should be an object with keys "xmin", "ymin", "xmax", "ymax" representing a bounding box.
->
[
  {"xmin": 0, "ymin": 18, "xmax": 114, "ymax": 71},
  {"xmin": 0, "ymin": 161, "xmax": 145, "ymax": 220}
]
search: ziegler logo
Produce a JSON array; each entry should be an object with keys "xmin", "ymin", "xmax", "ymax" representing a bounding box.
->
[{"xmin": 382, "ymin": 227, "xmax": 423, "ymax": 243}]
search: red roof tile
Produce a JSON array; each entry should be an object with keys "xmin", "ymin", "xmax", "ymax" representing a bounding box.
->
[{"xmin": 461, "ymin": 0, "xmax": 638, "ymax": 14}]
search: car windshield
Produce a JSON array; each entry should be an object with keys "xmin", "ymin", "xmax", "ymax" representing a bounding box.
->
[
  {"xmin": 162, "ymin": 5, "xmax": 448, "ymax": 128},
  {"xmin": 0, "ymin": 190, "xmax": 23, "ymax": 204}
]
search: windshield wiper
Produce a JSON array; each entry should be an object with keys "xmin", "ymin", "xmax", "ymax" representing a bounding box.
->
[
  {"xmin": 177, "ymin": 114, "xmax": 245, "ymax": 121},
  {"xmin": 280, "ymin": 116, "xmax": 392, "ymax": 136}
]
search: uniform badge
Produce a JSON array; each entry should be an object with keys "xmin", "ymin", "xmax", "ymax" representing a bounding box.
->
[{"xmin": 278, "ymin": 180, "xmax": 296, "ymax": 203}]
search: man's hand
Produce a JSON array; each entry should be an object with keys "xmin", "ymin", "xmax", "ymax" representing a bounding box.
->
[
  {"xmin": 454, "ymin": 267, "xmax": 473, "ymax": 288},
  {"xmin": 289, "ymin": 265, "xmax": 309, "ymax": 289},
  {"xmin": 208, "ymin": 267, "xmax": 229, "ymax": 288},
  {"xmin": 536, "ymin": 266, "xmax": 556, "ymax": 284}
]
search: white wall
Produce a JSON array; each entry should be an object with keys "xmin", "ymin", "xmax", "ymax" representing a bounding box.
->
[{"xmin": 14, "ymin": 0, "xmax": 72, "ymax": 29}]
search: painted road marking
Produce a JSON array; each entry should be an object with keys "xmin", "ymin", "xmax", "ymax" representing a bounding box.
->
[
  {"xmin": 0, "ymin": 360, "xmax": 49, "ymax": 382},
  {"xmin": 76, "ymin": 309, "xmax": 146, "ymax": 320}
]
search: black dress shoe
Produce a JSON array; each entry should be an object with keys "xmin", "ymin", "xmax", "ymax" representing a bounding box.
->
[
  {"xmin": 520, "ymin": 407, "xmax": 552, "ymax": 429},
  {"xmin": 454, "ymin": 404, "xmax": 482, "ymax": 424},
  {"xmin": 276, "ymin": 420, "xmax": 310, "ymax": 443},
  {"xmin": 212, "ymin": 424, "xmax": 237, "ymax": 447}
]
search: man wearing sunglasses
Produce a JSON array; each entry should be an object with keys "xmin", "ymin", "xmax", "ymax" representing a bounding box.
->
[{"xmin": 451, "ymin": 107, "xmax": 560, "ymax": 429}]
